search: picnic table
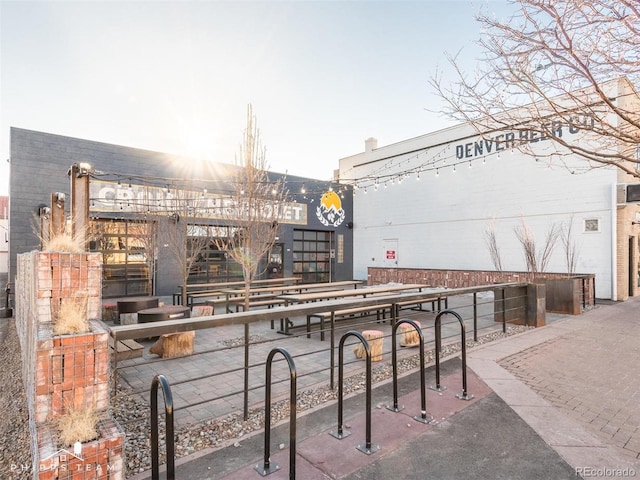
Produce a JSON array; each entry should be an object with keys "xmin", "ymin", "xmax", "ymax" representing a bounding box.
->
[
  {"xmin": 277, "ymin": 283, "xmax": 428, "ymax": 334},
  {"xmin": 219, "ymin": 280, "xmax": 365, "ymax": 314},
  {"xmin": 174, "ymin": 277, "xmax": 302, "ymax": 306}
]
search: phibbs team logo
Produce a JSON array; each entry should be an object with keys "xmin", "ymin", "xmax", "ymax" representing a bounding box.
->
[{"xmin": 316, "ymin": 191, "xmax": 346, "ymax": 227}]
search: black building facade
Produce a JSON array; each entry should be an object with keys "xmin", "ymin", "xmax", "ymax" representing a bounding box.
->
[{"xmin": 9, "ymin": 128, "xmax": 353, "ymax": 297}]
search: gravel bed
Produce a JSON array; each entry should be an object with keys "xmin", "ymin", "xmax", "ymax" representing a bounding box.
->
[
  {"xmin": 0, "ymin": 320, "xmax": 531, "ymax": 478},
  {"xmin": 0, "ymin": 320, "xmax": 31, "ymax": 480}
]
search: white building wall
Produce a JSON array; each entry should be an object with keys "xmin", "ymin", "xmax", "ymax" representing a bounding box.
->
[{"xmin": 340, "ymin": 122, "xmax": 617, "ymax": 298}]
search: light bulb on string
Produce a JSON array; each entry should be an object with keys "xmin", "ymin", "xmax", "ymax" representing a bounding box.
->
[
  {"xmin": 453, "ymin": 164, "xmax": 456, "ymax": 173},
  {"xmin": 436, "ymin": 169, "xmax": 439, "ymax": 177}
]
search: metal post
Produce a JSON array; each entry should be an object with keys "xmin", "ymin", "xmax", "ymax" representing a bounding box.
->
[
  {"xmin": 429, "ymin": 317, "xmax": 445, "ymax": 392},
  {"xmin": 330, "ymin": 331, "xmax": 380, "ymax": 455},
  {"xmin": 151, "ymin": 374, "xmax": 175, "ymax": 480},
  {"xmin": 244, "ymin": 323, "xmax": 250, "ymax": 420},
  {"xmin": 330, "ymin": 312, "xmax": 336, "ymax": 389},
  {"xmin": 473, "ymin": 292, "xmax": 478, "ymax": 342},
  {"xmin": 69, "ymin": 163, "xmax": 90, "ymax": 250},
  {"xmin": 256, "ymin": 348, "xmax": 297, "ymax": 478},
  {"xmin": 386, "ymin": 318, "xmax": 433, "ymax": 424}
]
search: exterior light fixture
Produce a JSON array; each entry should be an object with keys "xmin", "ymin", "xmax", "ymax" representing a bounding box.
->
[
  {"xmin": 38, "ymin": 205, "xmax": 51, "ymax": 218},
  {"xmin": 54, "ymin": 192, "xmax": 65, "ymax": 207}
]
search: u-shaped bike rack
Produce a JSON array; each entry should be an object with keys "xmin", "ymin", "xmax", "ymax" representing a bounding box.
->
[
  {"xmin": 255, "ymin": 347, "xmax": 298, "ymax": 478},
  {"xmin": 429, "ymin": 309, "xmax": 474, "ymax": 401},
  {"xmin": 150, "ymin": 374, "xmax": 176, "ymax": 480},
  {"xmin": 329, "ymin": 330, "xmax": 380, "ymax": 455},
  {"xmin": 386, "ymin": 318, "xmax": 433, "ymax": 424}
]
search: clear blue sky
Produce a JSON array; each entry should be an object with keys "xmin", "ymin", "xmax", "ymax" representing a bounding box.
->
[{"xmin": 0, "ymin": 0, "xmax": 515, "ymax": 196}]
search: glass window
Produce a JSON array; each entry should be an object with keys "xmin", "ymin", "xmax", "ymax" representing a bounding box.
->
[
  {"xmin": 91, "ymin": 219, "xmax": 154, "ymax": 298},
  {"xmin": 292, "ymin": 229, "xmax": 333, "ymax": 282}
]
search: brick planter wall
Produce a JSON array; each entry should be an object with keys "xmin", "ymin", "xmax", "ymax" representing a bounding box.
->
[
  {"xmin": 35, "ymin": 411, "xmax": 124, "ymax": 480},
  {"xmin": 368, "ymin": 267, "xmax": 596, "ymax": 313},
  {"xmin": 16, "ymin": 251, "xmax": 125, "ymax": 479}
]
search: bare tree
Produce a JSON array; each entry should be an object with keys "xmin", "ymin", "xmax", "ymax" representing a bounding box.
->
[
  {"xmin": 126, "ymin": 216, "xmax": 157, "ymax": 295},
  {"xmin": 431, "ymin": 0, "xmax": 640, "ymax": 176},
  {"xmin": 560, "ymin": 216, "xmax": 580, "ymax": 275},
  {"xmin": 212, "ymin": 104, "xmax": 288, "ymax": 311},
  {"xmin": 484, "ymin": 220, "xmax": 503, "ymax": 272},
  {"xmin": 162, "ymin": 188, "xmax": 212, "ymax": 305}
]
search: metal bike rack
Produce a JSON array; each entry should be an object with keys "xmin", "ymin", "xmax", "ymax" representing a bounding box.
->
[
  {"xmin": 329, "ymin": 330, "xmax": 379, "ymax": 455},
  {"xmin": 150, "ymin": 374, "xmax": 175, "ymax": 480},
  {"xmin": 429, "ymin": 309, "xmax": 474, "ymax": 401},
  {"xmin": 386, "ymin": 318, "xmax": 433, "ymax": 424},
  {"xmin": 255, "ymin": 347, "xmax": 297, "ymax": 479}
]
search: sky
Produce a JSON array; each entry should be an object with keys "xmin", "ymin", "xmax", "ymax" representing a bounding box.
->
[{"xmin": 0, "ymin": 0, "xmax": 516, "ymax": 196}]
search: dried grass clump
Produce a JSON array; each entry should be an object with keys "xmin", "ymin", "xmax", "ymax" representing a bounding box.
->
[
  {"xmin": 43, "ymin": 232, "xmax": 85, "ymax": 253},
  {"xmin": 58, "ymin": 406, "xmax": 98, "ymax": 447},
  {"xmin": 53, "ymin": 296, "xmax": 90, "ymax": 335}
]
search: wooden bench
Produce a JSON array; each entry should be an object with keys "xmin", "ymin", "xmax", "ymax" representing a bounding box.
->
[
  {"xmin": 235, "ymin": 298, "xmax": 287, "ymax": 312},
  {"xmin": 186, "ymin": 291, "xmax": 226, "ymax": 307},
  {"xmin": 395, "ymin": 295, "xmax": 448, "ymax": 313},
  {"xmin": 110, "ymin": 338, "xmax": 144, "ymax": 361},
  {"xmin": 174, "ymin": 277, "xmax": 302, "ymax": 305},
  {"xmin": 306, "ymin": 304, "xmax": 392, "ymax": 341}
]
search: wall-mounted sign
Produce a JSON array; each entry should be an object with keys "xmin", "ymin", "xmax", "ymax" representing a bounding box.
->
[
  {"xmin": 316, "ymin": 191, "xmax": 346, "ymax": 227},
  {"xmin": 386, "ymin": 250, "xmax": 396, "ymax": 260},
  {"xmin": 89, "ymin": 180, "xmax": 308, "ymax": 225}
]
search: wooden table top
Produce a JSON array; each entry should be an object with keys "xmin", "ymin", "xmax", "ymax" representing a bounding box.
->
[
  {"xmin": 220, "ymin": 280, "xmax": 364, "ymax": 296},
  {"xmin": 278, "ymin": 283, "xmax": 428, "ymax": 304}
]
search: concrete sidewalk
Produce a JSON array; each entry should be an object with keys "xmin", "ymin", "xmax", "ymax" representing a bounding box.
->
[{"xmin": 137, "ymin": 297, "xmax": 640, "ymax": 479}]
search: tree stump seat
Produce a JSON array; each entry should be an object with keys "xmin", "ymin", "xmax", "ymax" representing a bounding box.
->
[
  {"xmin": 399, "ymin": 320, "xmax": 422, "ymax": 347},
  {"xmin": 353, "ymin": 329, "xmax": 384, "ymax": 362},
  {"xmin": 149, "ymin": 331, "xmax": 195, "ymax": 358}
]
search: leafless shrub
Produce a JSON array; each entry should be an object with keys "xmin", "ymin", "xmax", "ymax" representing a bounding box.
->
[
  {"xmin": 514, "ymin": 218, "xmax": 560, "ymax": 276},
  {"xmin": 560, "ymin": 216, "xmax": 580, "ymax": 275},
  {"xmin": 484, "ymin": 221, "xmax": 503, "ymax": 272}
]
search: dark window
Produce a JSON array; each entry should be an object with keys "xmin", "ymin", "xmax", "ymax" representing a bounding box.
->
[{"xmin": 292, "ymin": 229, "xmax": 332, "ymax": 282}]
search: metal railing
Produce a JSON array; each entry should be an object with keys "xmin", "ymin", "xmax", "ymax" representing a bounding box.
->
[{"xmin": 111, "ymin": 283, "xmax": 531, "ymax": 446}]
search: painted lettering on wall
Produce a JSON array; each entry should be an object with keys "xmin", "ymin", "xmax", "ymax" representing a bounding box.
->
[{"xmin": 455, "ymin": 115, "xmax": 595, "ymax": 160}]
